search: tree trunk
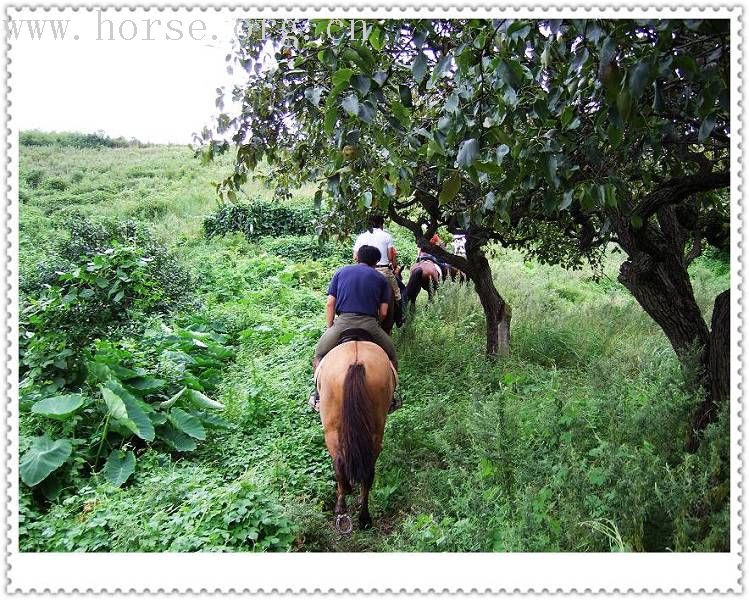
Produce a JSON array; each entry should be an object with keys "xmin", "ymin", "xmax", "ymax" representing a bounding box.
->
[
  {"xmin": 618, "ymin": 252, "xmax": 710, "ymax": 357},
  {"xmin": 618, "ymin": 250, "xmax": 729, "ymax": 450},
  {"xmin": 689, "ymin": 289, "xmax": 730, "ymax": 447},
  {"xmin": 468, "ymin": 248, "xmax": 510, "ymax": 357}
]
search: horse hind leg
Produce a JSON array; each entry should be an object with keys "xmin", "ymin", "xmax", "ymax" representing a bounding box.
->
[
  {"xmin": 333, "ymin": 455, "xmax": 351, "ymax": 516},
  {"xmin": 358, "ymin": 480, "xmax": 373, "ymax": 529},
  {"xmin": 357, "ymin": 436, "xmax": 382, "ymax": 530}
]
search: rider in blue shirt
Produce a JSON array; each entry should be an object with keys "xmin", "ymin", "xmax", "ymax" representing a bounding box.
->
[
  {"xmin": 313, "ymin": 245, "xmax": 397, "ymax": 367},
  {"xmin": 309, "ymin": 245, "xmax": 398, "ymax": 411}
]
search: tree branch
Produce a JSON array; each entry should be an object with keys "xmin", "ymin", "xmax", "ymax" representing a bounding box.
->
[{"xmin": 632, "ymin": 171, "xmax": 730, "ymax": 221}]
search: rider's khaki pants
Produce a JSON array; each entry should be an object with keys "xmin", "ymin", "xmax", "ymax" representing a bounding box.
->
[
  {"xmin": 375, "ymin": 266, "xmax": 401, "ymax": 301},
  {"xmin": 314, "ymin": 313, "xmax": 397, "ymax": 362}
]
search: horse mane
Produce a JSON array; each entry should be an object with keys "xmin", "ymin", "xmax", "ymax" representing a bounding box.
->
[{"xmin": 340, "ymin": 361, "xmax": 376, "ymax": 487}]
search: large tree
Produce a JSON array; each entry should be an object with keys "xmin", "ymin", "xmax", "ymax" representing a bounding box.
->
[{"xmin": 202, "ymin": 18, "xmax": 730, "ymax": 446}]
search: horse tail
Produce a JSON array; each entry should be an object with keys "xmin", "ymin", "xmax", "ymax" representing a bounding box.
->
[
  {"xmin": 340, "ymin": 362, "xmax": 375, "ymax": 487},
  {"xmin": 405, "ymin": 266, "xmax": 423, "ymax": 307}
]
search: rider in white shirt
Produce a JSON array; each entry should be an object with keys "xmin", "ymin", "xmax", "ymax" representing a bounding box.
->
[{"xmin": 353, "ymin": 215, "xmax": 403, "ymax": 327}]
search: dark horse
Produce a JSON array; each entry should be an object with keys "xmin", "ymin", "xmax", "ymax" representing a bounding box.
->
[
  {"xmin": 379, "ymin": 269, "xmax": 408, "ymax": 334},
  {"xmin": 317, "ymin": 340, "xmax": 396, "ymax": 530},
  {"xmin": 403, "ymin": 259, "xmax": 468, "ymax": 309}
]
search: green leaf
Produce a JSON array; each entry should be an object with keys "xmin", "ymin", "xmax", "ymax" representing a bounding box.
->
[
  {"xmin": 412, "ymin": 53, "xmax": 428, "ymax": 83},
  {"xmin": 390, "ymin": 101, "xmax": 411, "ymax": 128},
  {"xmin": 698, "ymin": 113, "xmax": 717, "ymax": 143},
  {"xmin": 368, "ymin": 26, "xmax": 384, "ymax": 51},
  {"xmin": 102, "ymin": 380, "xmax": 155, "ymax": 441},
  {"xmin": 30, "ymin": 394, "xmax": 84, "ymax": 420},
  {"xmin": 456, "ymin": 138, "xmax": 479, "ymax": 169},
  {"xmin": 496, "ymin": 144, "xmax": 510, "ymax": 164},
  {"xmin": 445, "ymin": 93, "xmax": 459, "ymax": 113},
  {"xmin": 608, "ymin": 123, "xmax": 623, "ymax": 148},
  {"xmin": 317, "ymin": 47, "xmax": 336, "ymax": 67},
  {"xmin": 616, "ymin": 88, "xmax": 632, "ymax": 122},
  {"xmin": 187, "ymin": 389, "xmax": 225, "ymax": 410},
  {"xmin": 438, "ymin": 171, "xmax": 461, "ymax": 205},
  {"xmin": 103, "ymin": 449, "xmax": 136, "ymax": 487},
  {"xmin": 560, "ymin": 190, "xmax": 574, "ymax": 210},
  {"xmin": 101, "ymin": 384, "xmax": 128, "ymax": 421},
  {"xmin": 342, "ymin": 94, "xmax": 359, "ymax": 116},
  {"xmin": 20, "ymin": 435, "xmax": 72, "ymax": 487},
  {"xmin": 158, "ymin": 424, "xmax": 198, "ymax": 452},
  {"xmin": 351, "ymin": 74, "xmax": 371, "ymax": 96},
  {"xmin": 357, "ymin": 101, "xmax": 376, "ymax": 124},
  {"xmin": 121, "ymin": 395, "xmax": 156, "ymax": 441},
  {"xmin": 197, "ymin": 411, "xmax": 232, "ymax": 429},
  {"xmin": 169, "ymin": 408, "xmax": 206, "ymax": 441},
  {"xmin": 125, "ymin": 376, "xmax": 166, "ymax": 395},
  {"xmin": 483, "ymin": 191, "xmax": 496, "ymax": 211},
  {"xmin": 560, "ymin": 105, "xmax": 574, "ymax": 128},
  {"xmin": 304, "ymin": 86, "xmax": 322, "ymax": 107},
  {"xmin": 541, "ymin": 44, "xmax": 551, "ymax": 69},
  {"xmin": 331, "ymin": 68, "xmax": 354, "ymax": 86},
  {"xmin": 323, "ymin": 80, "xmax": 348, "ymax": 135},
  {"xmin": 324, "ymin": 106, "xmax": 338, "ymax": 135},
  {"xmin": 597, "ymin": 37, "xmax": 617, "ymax": 80},
  {"xmin": 628, "ymin": 61, "xmax": 651, "ymax": 100},
  {"xmin": 604, "ymin": 184, "xmax": 618, "ymax": 208},
  {"xmin": 475, "ymin": 161, "xmax": 502, "ymax": 175},
  {"xmin": 428, "ymin": 55, "xmax": 451, "ymax": 87},
  {"xmin": 630, "ymin": 214, "xmax": 643, "ymax": 229},
  {"xmin": 160, "ymin": 386, "xmax": 187, "ymax": 409}
]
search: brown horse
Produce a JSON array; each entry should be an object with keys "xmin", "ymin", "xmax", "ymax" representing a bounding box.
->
[
  {"xmin": 317, "ymin": 340, "xmax": 396, "ymax": 530},
  {"xmin": 404, "ymin": 260, "xmax": 443, "ymax": 308}
]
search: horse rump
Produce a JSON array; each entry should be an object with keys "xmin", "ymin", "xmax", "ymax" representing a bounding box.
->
[{"xmin": 340, "ymin": 362, "xmax": 375, "ymax": 487}]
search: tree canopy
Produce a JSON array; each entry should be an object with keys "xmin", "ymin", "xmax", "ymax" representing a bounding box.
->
[{"xmin": 202, "ymin": 18, "xmax": 731, "ymax": 447}]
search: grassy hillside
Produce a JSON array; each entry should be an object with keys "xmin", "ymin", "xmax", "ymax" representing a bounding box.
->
[{"xmin": 18, "ymin": 135, "xmax": 730, "ymax": 552}]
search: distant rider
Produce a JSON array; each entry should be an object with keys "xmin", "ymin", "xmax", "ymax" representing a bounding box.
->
[{"xmin": 353, "ymin": 214, "xmax": 404, "ymax": 327}]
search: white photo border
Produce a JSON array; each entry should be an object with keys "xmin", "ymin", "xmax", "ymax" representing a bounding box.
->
[{"xmin": 3, "ymin": 3, "xmax": 744, "ymax": 594}]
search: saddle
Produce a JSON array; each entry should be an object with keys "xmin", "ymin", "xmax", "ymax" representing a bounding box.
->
[
  {"xmin": 337, "ymin": 328, "xmax": 375, "ymax": 345},
  {"xmin": 416, "ymin": 255, "xmax": 441, "ymax": 266}
]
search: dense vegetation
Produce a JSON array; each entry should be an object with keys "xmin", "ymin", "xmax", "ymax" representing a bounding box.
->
[{"xmin": 18, "ymin": 137, "xmax": 729, "ymax": 552}]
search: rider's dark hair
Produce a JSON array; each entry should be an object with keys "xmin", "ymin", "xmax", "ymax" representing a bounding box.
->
[
  {"xmin": 357, "ymin": 245, "xmax": 381, "ymax": 267},
  {"xmin": 367, "ymin": 214, "xmax": 384, "ymax": 231}
]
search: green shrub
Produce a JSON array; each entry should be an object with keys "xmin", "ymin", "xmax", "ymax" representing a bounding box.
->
[
  {"xmin": 19, "ymin": 320, "xmax": 235, "ymax": 499},
  {"xmin": 19, "ymin": 463, "xmax": 294, "ymax": 552},
  {"xmin": 128, "ymin": 198, "xmax": 170, "ymax": 220},
  {"xmin": 262, "ymin": 234, "xmax": 350, "ymax": 263},
  {"xmin": 203, "ymin": 201, "xmax": 315, "ymax": 240},
  {"xmin": 44, "ymin": 177, "xmax": 68, "ymax": 191},
  {"xmin": 20, "ymin": 130, "xmax": 143, "ymax": 149},
  {"xmin": 19, "ymin": 218, "xmax": 194, "ymax": 391},
  {"xmin": 23, "ymin": 168, "xmax": 45, "ymax": 189},
  {"xmin": 20, "ymin": 243, "xmax": 175, "ymax": 391}
]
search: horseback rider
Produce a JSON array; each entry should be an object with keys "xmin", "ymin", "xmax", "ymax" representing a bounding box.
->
[
  {"xmin": 309, "ymin": 245, "xmax": 398, "ymax": 411},
  {"xmin": 353, "ymin": 214, "xmax": 404, "ymax": 327},
  {"xmin": 416, "ymin": 237, "xmax": 449, "ymax": 277}
]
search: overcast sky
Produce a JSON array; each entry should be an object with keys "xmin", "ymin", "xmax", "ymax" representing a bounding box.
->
[{"xmin": 11, "ymin": 11, "xmax": 238, "ymax": 145}]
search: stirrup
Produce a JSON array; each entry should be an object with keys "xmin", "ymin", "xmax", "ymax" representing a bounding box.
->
[{"xmin": 308, "ymin": 390, "xmax": 320, "ymax": 413}]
